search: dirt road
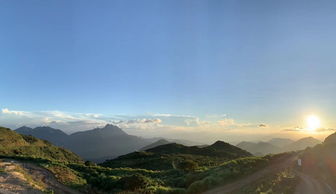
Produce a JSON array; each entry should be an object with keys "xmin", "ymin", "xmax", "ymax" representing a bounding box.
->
[
  {"xmin": 0, "ymin": 159, "xmax": 81, "ymax": 194},
  {"xmin": 295, "ymin": 172, "xmax": 335, "ymax": 194},
  {"xmin": 204, "ymin": 155, "xmax": 297, "ymax": 194}
]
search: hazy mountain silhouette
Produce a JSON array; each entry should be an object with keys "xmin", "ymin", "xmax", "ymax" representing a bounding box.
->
[
  {"xmin": 67, "ymin": 124, "xmax": 151, "ymax": 161},
  {"xmin": 16, "ymin": 126, "xmax": 69, "ymax": 146},
  {"xmin": 282, "ymin": 137, "xmax": 321, "ymax": 152},
  {"xmin": 268, "ymin": 138, "xmax": 294, "ymax": 147},
  {"xmin": 236, "ymin": 141, "xmax": 281, "ymax": 156},
  {"xmin": 16, "ymin": 124, "xmax": 151, "ymax": 161},
  {"xmin": 236, "ymin": 137, "xmax": 320, "ymax": 156}
]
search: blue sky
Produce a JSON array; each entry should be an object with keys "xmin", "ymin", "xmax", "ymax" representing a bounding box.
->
[{"xmin": 1, "ymin": 0, "xmax": 336, "ymax": 141}]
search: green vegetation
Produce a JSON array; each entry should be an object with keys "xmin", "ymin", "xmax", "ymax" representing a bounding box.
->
[
  {"xmin": 102, "ymin": 141, "xmax": 251, "ymax": 171},
  {"xmin": 0, "ymin": 127, "xmax": 82, "ymax": 163},
  {"xmin": 186, "ymin": 157, "xmax": 269, "ymax": 193}
]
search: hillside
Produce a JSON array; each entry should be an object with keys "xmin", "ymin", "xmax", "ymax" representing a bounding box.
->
[
  {"xmin": 0, "ymin": 127, "xmax": 82, "ymax": 163},
  {"xmin": 102, "ymin": 141, "xmax": 252, "ymax": 170},
  {"xmin": 16, "ymin": 124, "xmax": 152, "ymax": 161},
  {"xmin": 323, "ymin": 132, "xmax": 336, "ymax": 145},
  {"xmin": 300, "ymin": 132, "xmax": 336, "ymax": 189},
  {"xmin": 140, "ymin": 139, "xmax": 170, "ymax": 151}
]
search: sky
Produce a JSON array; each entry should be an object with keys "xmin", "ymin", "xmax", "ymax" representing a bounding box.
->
[{"xmin": 1, "ymin": 0, "xmax": 336, "ymax": 143}]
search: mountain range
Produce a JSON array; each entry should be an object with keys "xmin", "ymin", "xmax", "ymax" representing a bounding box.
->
[
  {"xmin": 236, "ymin": 137, "xmax": 321, "ymax": 156},
  {"xmin": 16, "ymin": 124, "xmax": 152, "ymax": 162},
  {"xmin": 15, "ymin": 125, "xmax": 201, "ymax": 162}
]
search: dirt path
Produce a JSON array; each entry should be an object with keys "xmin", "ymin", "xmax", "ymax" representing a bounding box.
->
[
  {"xmin": 295, "ymin": 172, "xmax": 335, "ymax": 194},
  {"xmin": 204, "ymin": 155, "xmax": 297, "ymax": 194},
  {"xmin": 0, "ymin": 159, "xmax": 81, "ymax": 194}
]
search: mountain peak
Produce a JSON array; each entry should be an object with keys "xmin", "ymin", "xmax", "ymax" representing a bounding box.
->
[
  {"xmin": 16, "ymin": 126, "xmax": 33, "ymax": 132},
  {"xmin": 297, "ymin": 136, "xmax": 320, "ymax": 143},
  {"xmin": 98, "ymin": 124, "xmax": 127, "ymax": 135},
  {"xmin": 210, "ymin": 140, "xmax": 231, "ymax": 148},
  {"xmin": 70, "ymin": 124, "xmax": 128, "ymax": 137}
]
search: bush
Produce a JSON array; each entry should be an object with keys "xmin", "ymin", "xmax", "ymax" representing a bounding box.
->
[
  {"xmin": 117, "ymin": 174, "xmax": 152, "ymax": 191},
  {"xmin": 176, "ymin": 160, "xmax": 198, "ymax": 172}
]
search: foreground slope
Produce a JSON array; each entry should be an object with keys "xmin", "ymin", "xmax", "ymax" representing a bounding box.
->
[
  {"xmin": 0, "ymin": 127, "xmax": 81, "ymax": 163},
  {"xmin": 0, "ymin": 159, "xmax": 80, "ymax": 194},
  {"xmin": 0, "ymin": 127, "xmax": 85, "ymax": 193},
  {"xmin": 300, "ymin": 132, "xmax": 336, "ymax": 188}
]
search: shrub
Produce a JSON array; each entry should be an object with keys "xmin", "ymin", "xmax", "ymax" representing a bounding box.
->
[
  {"xmin": 176, "ymin": 160, "xmax": 198, "ymax": 172},
  {"xmin": 117, "ymin": 174, "xmax": 152, "ymax": 191}
]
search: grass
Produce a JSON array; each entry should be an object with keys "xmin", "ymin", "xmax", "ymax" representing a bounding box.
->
[
  {"xmin": 0, "ymin": 153, "xmax": 295, "ymax": 194},
  {"xmin": 186, "ymin": 157, "xmax": 270, "ymax": 194},
  {"xmin": 0, "ymin": 127, "xmax": 82, "ymax": 164}
]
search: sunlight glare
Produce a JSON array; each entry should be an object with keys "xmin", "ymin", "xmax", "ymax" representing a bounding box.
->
[{"xmin": 306, "ymin": 115, "xmax": 321, "ymax": 132}]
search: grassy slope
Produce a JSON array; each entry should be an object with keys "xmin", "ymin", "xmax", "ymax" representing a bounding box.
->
[
  {"xmin": 102, "ymin": 141, "xmax": 252, "ymax": 171},
  {"xmin": 0, "ymin": 127, "xmax": 82, "ymax": 163}
]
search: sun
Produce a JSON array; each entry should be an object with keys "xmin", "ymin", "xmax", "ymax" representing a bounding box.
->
[{"xmin": 306, "ymin": 115, "xmax": 321, "ymax": 132}]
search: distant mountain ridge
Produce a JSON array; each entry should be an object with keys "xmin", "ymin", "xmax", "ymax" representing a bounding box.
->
[
  {"xmin": 282, "ymin": 137, "xmax": 321, "ymax": 152},
  {"xmin": 268, "ymin": 138, "xmax": 294, "ymax": 147},
  {"xmin": 16, "ymin": 124, "xmax": 151, "ymax": 162},
  {"xmin": 16, "ymin": 126, "xmax": 69, "ymax": 146},
  {"xmin": 236, "ymin": 137, "xmax": 321, "ymax": 156},
  {"xmin": 236, "ymin": 141, "xmax": 281, "ymax": 156}
]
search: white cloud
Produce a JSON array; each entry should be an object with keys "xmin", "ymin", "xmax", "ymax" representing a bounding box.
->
[
  {"xmin": 1, "ymin": 108, "xmax": 25, "ymax": 115},
  {"xmin": 217, "ymin": 118, "xmax": 236, "ymax": 127}
]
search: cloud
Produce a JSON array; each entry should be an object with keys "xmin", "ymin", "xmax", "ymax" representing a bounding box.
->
[
  {"xmin": 217, "ymin": 118, "xmax": 236, "ymax": 126},
  {"xmin": 258, "ymin": 124, "xmax": 268, "ymax": 128},
  {"xmin": 1, "ymin": 108, "xmax": 25, "ymax": 115},
  {"xmin": 0, "ymin": 108, "xmax": 269, "ymax": 141},
  {"xmin": 283, "ymin": 127, "xmax": 336, "ymax": 133},
  {"xmin": 115, "ymin": 118, "xmax": 162, "ymax": 130}
]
